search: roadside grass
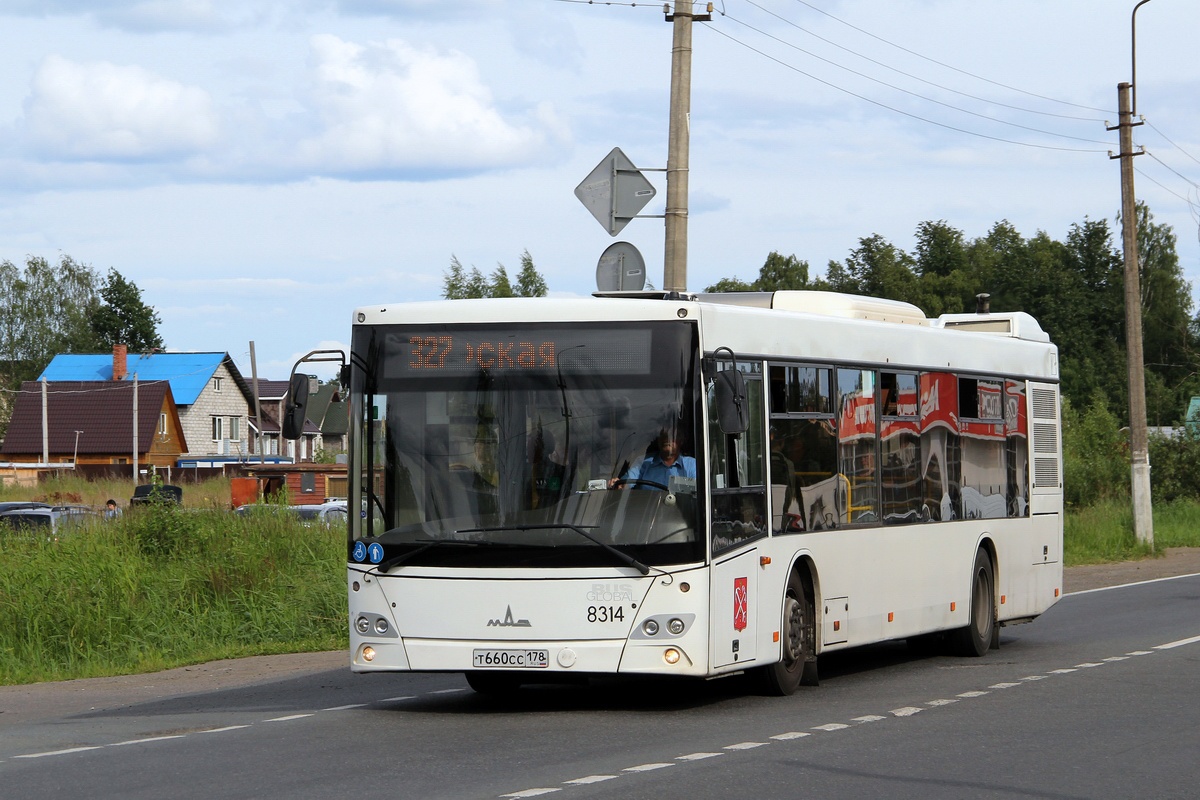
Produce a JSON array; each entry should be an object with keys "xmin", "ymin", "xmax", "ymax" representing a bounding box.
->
[
  {"xmin": 0, "ymin": 505, "xmax": 345, "ymax": 686},
  {"xmin": 1064, "ymin": 499, "xmax": 1200, "ymax": 564},
  {"xmin": 4, "ymin": 475, "xmax": 1200, "ymax": 686}
]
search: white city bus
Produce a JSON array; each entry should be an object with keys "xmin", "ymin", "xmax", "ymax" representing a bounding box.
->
[{"xmin": 288, "ymin": 290, "xmax": 1062, "ymax": 695}]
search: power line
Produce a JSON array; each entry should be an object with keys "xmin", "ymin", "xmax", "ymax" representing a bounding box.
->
[
  {"xmin": 784, "ymin": 0, "xmax": 1112, "ymax": 115},
  {"xmin": 721, "ymin": 10, "xmax": 1113, "ymax": 146},
  {"xmin": 1144, "ymin": 120, "xmax": 1200, "ymax": 169},
  {"xmin": 738, "ymin": 0, "xmax": 1105, "ymax": 123},
  {"xmin": 703, "ymin": 25, "xmax": 1111, "ymax": 154}
]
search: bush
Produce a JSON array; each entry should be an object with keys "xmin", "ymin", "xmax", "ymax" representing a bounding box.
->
[
  {"xmin": 1062, "ymin": 394, "xmax": 1128, "ymax": 506},
  {"xmin": 1148, "ymin": 432, "xmax": 1200, "ymax": 502}
]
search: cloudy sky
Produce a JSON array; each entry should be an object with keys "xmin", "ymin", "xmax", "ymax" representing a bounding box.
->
[{"xmin": 2, "ymin": 0, "xmax": 1198, "ymax": 380}]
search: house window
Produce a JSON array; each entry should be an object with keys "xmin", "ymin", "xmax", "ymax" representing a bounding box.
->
[
  {"xmin": 212, "ymin": 416, "xmax": 223, "ymax": 441},
  {"xmin": 229, "ymin": 417, "xmax": 240, "ymax": 440},
  {"xmin": 213, "ymin": 377, "xmax": 223, "ymax": 392},
  {"xmin": 159, "ymin": 413, "xmax": 168, "ymax": 435},
  {"xmin": 301, "ymin": 472, "xmax": 316, "ymax": 494}
]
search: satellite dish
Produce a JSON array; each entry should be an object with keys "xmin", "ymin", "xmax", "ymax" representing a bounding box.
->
[{"xmin": 596, "ymin": 242, "xmax": 647, "ymax": 292}]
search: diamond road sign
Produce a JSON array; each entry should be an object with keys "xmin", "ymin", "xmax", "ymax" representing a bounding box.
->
[{"xmin": 574, "ymin": 147, "xmax": 657, "ymax": 236}]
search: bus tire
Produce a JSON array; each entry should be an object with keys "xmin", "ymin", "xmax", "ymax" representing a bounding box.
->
[
  {"xmin": 465, "ymin": 672, "xmax": 523, "ymax": 694},
  {"xmin": 952, "ymin": 548, "xmax": 995, "ymax": 658},
  {"xmin": 758, "ymin": 568, "xmax": 817, "ymax": 696}
]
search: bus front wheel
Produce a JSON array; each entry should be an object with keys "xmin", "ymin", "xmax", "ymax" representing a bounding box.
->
[
  {"xmin": 952, "ymin": 548, "xmax": 995, "ymax": 657},
  {"xmin": 758, "ymin": 568, "xmax": 818, "ymax": 696}
]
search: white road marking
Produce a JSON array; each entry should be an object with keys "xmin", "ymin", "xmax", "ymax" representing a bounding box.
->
[
  {"xmin": 501, "ymin": 789, "xmax": 561, "ymax": 798},
  {"xmin": 1020, "ymin": 675, "xmax": 1046, "ymax": 681},
  {"xmin": 1067, "ymin": 572, "xmax": 1200, "ymax": 595},
  {"xmin": 1154, "ymin": 634, "xmax": 1200, "ymax": 650},
  {"xmin": 1102, "ymin": 656, "xmax": 1129, "ymax": 663},
  {"xmin": 771, "ymin": 732, "xmax": 811, "ymax": 740},
  {"xmin": 265, "ymin": 714, "xmax": 314, "ymax": 722},
  {"xmin": 927, "ymin": 699, "xmax": 958, "ymax": 707},
  {"xmin": 564, "ymin": 775, "xmax": 619, "ymax": 784},
  {"xmin": 1049, "ymin": 668, "xmax": 1077, "ymax": 674},
  {"xmin": 109, "ymin": 735, "xmax": 186, "ymax": 746},
  {"xmin": 989, "ymin": 682, "xmax": 1021, "ymax": 689},
  {"xmin": 14, "ymin": 746, "xmax": 102, "ymax": 759},
  {"xmin": 725, "ymin": 742, "xmax": 766, "ymax": 750},
  {"xmin": 1075, "ymin": 663, "xmax": 1104, "ymax": 668},
  {"xmin": 677, "ymin": 752, "xmax": 723, "ymax": 761},
  {"xmin": 623, "ymin": 762, "xmax": 675, "ymax": 772},
  {"xmin": 813, "ymin": 723, "xmax": 849, "ymax": 731},
  {"xmin": 197, "ymin": 725, "xmax": 251, "ymax": 734},
  {"xmin": 322, "ymin": 703, "xmax": 368, "ymax": 711},
  {"xmin": 891, "ymin": 707, "xmax": 923, "ymax": 717},
  {"xmin": 957, "ymin": 690, "xmax": 989, "ymax": 698},
  {"xmin": 1127, "ymin": 650, "xmax": 1153, "ymax": 656},
  {"xmin": 852, "ymin": 715, "xmax": 887, "ymax": 723},
  {"xmin": 379, "ymin": 695, "xmax": 416, "ymax": 702},
  {"xmin": 430, "ymin": 688, "xmax": 469, "ymax": 694}
]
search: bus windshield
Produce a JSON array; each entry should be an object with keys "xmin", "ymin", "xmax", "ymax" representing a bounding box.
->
[{"xmin": 349, "ymin": 320, "xmax": 703, "ymax": 569}]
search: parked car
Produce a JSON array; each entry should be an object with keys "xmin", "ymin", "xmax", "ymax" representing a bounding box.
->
[
  {"xmin": 290, "ymin": 502, "xmax": 349, "ymax": 526},
  {"xmin": 0, "ymin": 501, "xmax": 51, "ymax": 513},
  {"xmin": 234, "ymin": 501, "xmax": 348, "ymax": 527},
  {"xmin": 0, "ymin": 505, "xmax": 100, "ymax": 537},
  {"xmin": 130, "ymin": 484, "xmax": 184, "ymax": 507}
]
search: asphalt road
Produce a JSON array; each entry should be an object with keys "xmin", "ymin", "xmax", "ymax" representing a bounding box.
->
[{"xmin": 2, "ymin": 561, "xmax": 1198, "ymax": 799}]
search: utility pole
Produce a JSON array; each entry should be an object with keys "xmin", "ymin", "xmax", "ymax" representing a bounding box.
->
[
  {"xmin": 1110, "ymin": 81, "xmax": 1152, "ymax": 547},
  {"xmin": 663, "ymin": 2, "xmax": 711, "ymax": 292}
]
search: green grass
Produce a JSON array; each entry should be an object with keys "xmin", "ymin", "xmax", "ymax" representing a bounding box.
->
[
  {"xmin": 3, "ymin": 475, "xmax": 1199, "ymax": 686},
  {"xmin": 0, "ymin": 505, "xmax": 345, "ymax": 685},
  {"xmin": 1064, "ymin": 499, "xmax": 1200, "ymax": 565}
]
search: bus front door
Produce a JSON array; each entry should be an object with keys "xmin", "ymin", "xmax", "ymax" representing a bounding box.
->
[{"xmin": 711, "ymin": 548, "xmax": 759, "ymax": 669}]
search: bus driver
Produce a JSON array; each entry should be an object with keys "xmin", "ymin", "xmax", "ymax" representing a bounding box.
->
[{"xmin": 615, "ymin": 427, "xmax": 697, "ymax": 488}]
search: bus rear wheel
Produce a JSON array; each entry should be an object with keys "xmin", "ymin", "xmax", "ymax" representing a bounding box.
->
[
  {"xmin": 758, "ymin": 568, "xmax": 818, "ymax": 696},
  {"xmin": 951, "ymin": 548, "xmax": 995, "ymax": 657}
]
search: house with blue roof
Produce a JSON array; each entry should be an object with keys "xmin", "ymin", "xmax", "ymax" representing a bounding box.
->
[{"xmin": 40, "ymin": 346, "xmax": 255, "ymax": 460}]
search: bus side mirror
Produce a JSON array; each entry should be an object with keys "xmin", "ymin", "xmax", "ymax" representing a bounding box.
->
[
  {"xmin": 714, "ymin": 368, "xmax": 748, "ymax": 436},
  {"xmin": 282, "ymin": 373, "xmax": 310, "ymax": 440}
]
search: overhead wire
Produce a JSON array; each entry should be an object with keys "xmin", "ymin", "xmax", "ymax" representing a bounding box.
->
[
  {"xmin": 703, "ymin": 24, "xmax": 1111, "ymax": 154},
  {"xmin": 785, "ymin": 0, "xmax": 1112, "ymax": 115},
  {"xmin": 741, "ymin": 0, "xmax": 1106, "ymax": 123},
  {"xmin": 720, "ymin": 9, "xmax": 1113, "ymax": 146}
]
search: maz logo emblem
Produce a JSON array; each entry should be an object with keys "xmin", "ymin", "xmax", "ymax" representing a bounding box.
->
[{"xmin": 487, "ymin": 606, "xmax": 531, "ymax": 627}]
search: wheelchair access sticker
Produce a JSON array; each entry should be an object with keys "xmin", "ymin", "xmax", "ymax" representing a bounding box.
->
[{"xmin": 352, "ymin": 541, "xmax": 367, "ymax": 562}]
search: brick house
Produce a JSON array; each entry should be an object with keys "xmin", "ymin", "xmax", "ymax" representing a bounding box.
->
[
  {"xmin": 39, "ymin": 347, "xmax": 252, "ymax": 460},
  {"xmin": 0, "ymin": 380, "xmax": 187, "ymax": 469}
]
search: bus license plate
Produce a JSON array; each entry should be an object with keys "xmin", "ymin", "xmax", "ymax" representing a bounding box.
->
[{"xmin": 472, "ymin": 649, "xmax": 549, "ymax": 669}]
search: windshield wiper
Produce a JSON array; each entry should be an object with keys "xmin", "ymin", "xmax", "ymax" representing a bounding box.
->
[
  {"xmin": 375, "ymin": 539, "xmax": 496, "ymax": 573},
  {"xmin": 460, "ymin": 524, "xmax": 652, "ymax": 576}
]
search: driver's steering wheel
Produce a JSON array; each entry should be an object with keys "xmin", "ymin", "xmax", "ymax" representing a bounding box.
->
[{"xmin": 611, "ymin": 478, "xmax": 669, "ymax": 491}]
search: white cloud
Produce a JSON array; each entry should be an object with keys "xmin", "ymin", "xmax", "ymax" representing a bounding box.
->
[
  {"xmin": 22, "ymin": 55, "xmax": 220, "ymax": 161},
  {"xmin": 295, "ymin": 34, "xmax": 559, "ymax": 177}
]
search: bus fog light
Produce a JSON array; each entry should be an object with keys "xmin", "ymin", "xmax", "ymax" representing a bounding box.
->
[
  {"xmin": 642, "ymin": 619, "xmax": 660, "ymax": 636},
  {"xmin": 667, "ymin": 618, "xmax": 685, "ymax": 635},
  {"xmin": 373, "ymin": 618, "xmax": 389, "ymax": 634},
  {"xmin": 663, "ymin": 648, "xmax": 681, "ymax": 665},
  {"xmin": 362, "ymin": 646, "xmax": 376, "ymax": 662},
  {"xmin": 356, "ymin": 616, "xmax": 371, "ymax": 634}
]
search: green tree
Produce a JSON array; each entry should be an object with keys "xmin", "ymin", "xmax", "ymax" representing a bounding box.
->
[
  {"xmin": 515, "ymin": 250, "xmax": 548, "ymax": 297},
  {"xmin": 704, "ymin": 251, "xmax": 815, "ymax": 293},
  {"xmin": 442, "ymin": 250, "xmax": 549, "ymax": 299},
  {"xmin": 90, "ymin": 268, "xmax": 165, "ymax": 352},
  {"xmin": 0, "ymin": 254, "xmax": 101, "ymax": 435}
]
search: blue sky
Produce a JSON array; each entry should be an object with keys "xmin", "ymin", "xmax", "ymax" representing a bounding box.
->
[{"xmin": 2, "ymin": 1, "xmax": 1197, "ymax": 380}]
